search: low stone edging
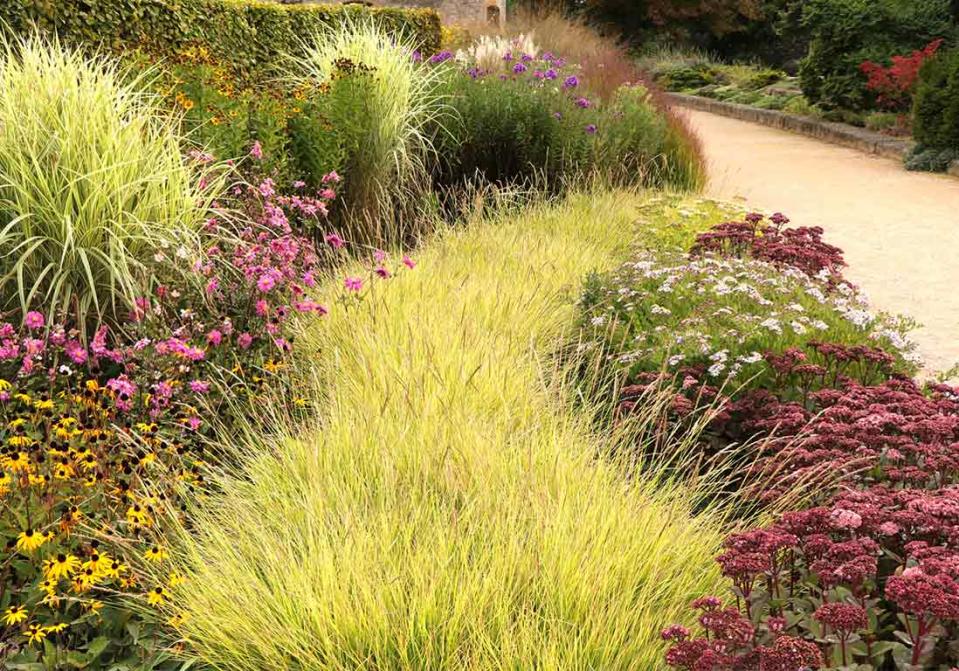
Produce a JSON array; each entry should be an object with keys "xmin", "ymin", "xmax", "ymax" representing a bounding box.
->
[{"xmin": 665, "ymin": 92, "xmax": 914, "ymax": 161}]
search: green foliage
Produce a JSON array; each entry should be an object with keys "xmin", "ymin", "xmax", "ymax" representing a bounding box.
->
[
  {"xmin": 904, "ymin": 144, "xmax": 959, "ymax": 171},
  {"xmin": 782, "ymin": 94, "xmax": 822, "ymax": 117},
  {"xmin": 0, "ymin": 34, "xmax": 212, "ymax": 335},
  {"xmin": 863, "ymin": 110, "xmax": 905, "ymax": 132},
  {"xmin": 0, "ymin": 0, "xmax": 441, "ymax": 83},
  {"xmin": 127, "ymin": 45, "xmax": 293, "ymax": 177},
  {"xmin": 913, "ymin": 47, "xmax": 959, "ymax": 150},
  {"xmin": 656, "ymin": 63, "xmax": 722, "ymax": 91},
  {"xmin": 798, "ymin": 0, "xmax": 955, "ymax": 111}
]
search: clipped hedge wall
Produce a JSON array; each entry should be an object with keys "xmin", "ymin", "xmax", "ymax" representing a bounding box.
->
[
  {"xmin": 798, "ymin": 0, "xmax": 954, "ymax": 111},
  {"xmin": 0, "ymin": 0, "xmax": 441, "ymax": 79},
  {"xmin": 913, "ymin": 48, "xmax": 959, "ymax": 150}
]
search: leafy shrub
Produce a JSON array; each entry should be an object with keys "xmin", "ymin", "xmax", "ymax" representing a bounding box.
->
[
  {"xmin": 0, "ymin": 35, "xmax": 212, "ymax": 337},
  {"xmin": 783, "ymin": 94, "xmax": 823, "ymax": 117},
  {"xmin": 799, "ymin": 0, "xmax": 954, "ymax": 111},
  {"xmin": 864, "ymin": 110, "xmax": 908, "ymax": 134},
  {"xmin": 0, "ymin": 0, "xmax": 441, "ymax": 83},
  {"xmin": 904, "ymin": 144, "xmax": 959, "ymax": 172},
  {"xmin": 913, "ymin": 48, "xmax": 959, "ymax": 151},
  {"xmin": 285, "ymin": 19, "xmax": 448, "ymax": 238},
  {"xmin": 130, "ymin": 45, "xmax": 295, "ymax": 179},
  {"xmin": 656, "ymin": 63, "xmax": 723, "ymax": 91},
  {"xmin": 730, "ymin": 66, "xmax": 787, "ymax": 91}
]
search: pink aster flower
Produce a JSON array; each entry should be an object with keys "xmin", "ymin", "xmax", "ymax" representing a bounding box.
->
[
  {"xmin": 207, "ymin": 329, "xmax": 223, "ymax": 346},
  {"xmin": 344, "ymin": 276, "xmax": 363, "ymax": 292},
  {"xmin": 24, "ymin": 311, "xmax": 44, "ymax": 329},
  {"xmin": 325, "ymin": 233, "xmax": 344, "ymax": 249},
  {"xmin": 250, "ymin": 140, "xmax": 264, "ymax": 160},
  {"xmin": 402, "ymin": 255, "xmax": 416, "ymax": 269},
  {"xmin": 237, "ymin": 332, "xmax": 253, "ymax": 350},
  {"xmin": 257, "ymin": 274, "xmax": 276, "ymax": 293},
  {"xmin": 322, "ymin": 171, "xmax": 341, "ymax": 183},
  {"xmin": 189, "ymin": 380, "xmax": 211, "ymax": 394}
]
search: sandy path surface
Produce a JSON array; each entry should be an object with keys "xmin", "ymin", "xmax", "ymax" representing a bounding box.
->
[{"xmin": 680, "ymin": 108, "xmax": 959, "ymax": 378}]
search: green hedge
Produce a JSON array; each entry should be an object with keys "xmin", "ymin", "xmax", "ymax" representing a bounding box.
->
[
  {"xmin": 913, "ymin": 48, "xmax": 959, "ymax": 150},
  {"xmin": 798, "ymin": 0, "xmax": 954, "ymax": 111},
  {"xmin": 0, "ymin": 0, "xmax": 441, "ymax": 79}
]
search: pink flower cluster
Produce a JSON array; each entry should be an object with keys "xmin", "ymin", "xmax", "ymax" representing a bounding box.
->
[
  {"xmin": 690, "ymin": 212, "xmax": 847, "ymax": 283},
  {"xmin": 640, "ymin": 210, "xmax": 959, "ymax": 668}
]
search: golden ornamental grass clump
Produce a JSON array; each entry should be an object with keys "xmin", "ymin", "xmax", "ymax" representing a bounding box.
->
[{"xmin": 154, "ymin": 191, "xmax": 732, "ymax": 670}]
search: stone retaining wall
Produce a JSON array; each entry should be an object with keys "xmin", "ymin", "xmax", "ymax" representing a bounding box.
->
[{"xmin": 665, "ymin": 93, "xmax": 914, "ymax": 160}]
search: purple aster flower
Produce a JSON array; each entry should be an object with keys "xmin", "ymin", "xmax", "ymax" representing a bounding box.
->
[
  {"xmin": 512, "ymin": 62, "xmax": 527, "ymax": 74},
  {"xmin": 585, "ymin": 123, "xmax": 598, "ymax": 134},
  {"xmin": 576, "ymin": 97, "xmax": 591, "ymax": 109},
  {"xmin": 544, "ymin": 69, "xmax": 558, "ymax": 80},
  {"xmin": 429, "ymin": 50, "xmax": 453, "ymax": 64},
  {"xmin": 553, "ymin": 111, "xmax": 563, "ymax": 120},
  {"xmin": 563, "ymin": 75, "xmax": 579, "ymax": 89},
  {"xmin": 520, "ymin": 53, "xmax": 533, "ymax": 62},
  {"xmin": 502, "ymin": 51, "xmax": 513, "ymax": 61}
]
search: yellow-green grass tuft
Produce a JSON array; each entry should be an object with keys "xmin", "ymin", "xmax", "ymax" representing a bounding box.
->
[{"xmin": 157, "ymin": 190, "xmax": 732, "ymax": 670}]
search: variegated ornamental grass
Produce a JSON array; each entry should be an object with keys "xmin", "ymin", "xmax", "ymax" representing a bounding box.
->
[{"xmin": 0, "ymin": 34, "xmax": 216, "ymax": 336}]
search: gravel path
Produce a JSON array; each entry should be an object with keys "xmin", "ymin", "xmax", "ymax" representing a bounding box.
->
[{"xmin": 681, "ymin": 108, "xmax": 959, "ymax": 378}]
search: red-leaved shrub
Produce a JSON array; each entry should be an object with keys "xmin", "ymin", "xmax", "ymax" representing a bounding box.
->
[{"xmin": 860, "ymin": 39, "xmax": 944, "ymax": 112}]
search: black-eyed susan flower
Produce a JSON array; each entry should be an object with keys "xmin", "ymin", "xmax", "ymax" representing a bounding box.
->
[
  {"xmin": 3, "ymin": 605, "xmax": 27, "ymax": 625},
  {"xmin": 126, "ymin": 503, "xmax": 151, "ymax": 527},
  {"xmin": 0, "ymin": 470, "xmax": 11, "ymax": 495},
  {"xmin": 144, "ymin": 545, "xmax": 168, "ymax": 563},
  {"xmin": 147, "ymin": 585, "xmax": 167, "ymax": 605},
  {"xmin": 76, "ymin": 566, "xmax": 101, "ymax": 589},
  {"xmin": 15, "ymin": 529, "xmax": 47, "ymax": 552},
  {"xmin": 101, "ymin": 559, "xmax": 127, "ymax": 579},
  {"xmin": 24, "ymin": 623, "xmax": 47, "ymax": 644},
  {"xmin": 5, "ymin": 450, "xmax": 30, "ymax": 472},
  {"xmin": 44, "ymin": 622, "xmax": 68, "ymax": 634},
  {"xmin": 43, "ymin": 553, "xmax": 80, "ymax": 580},
  {"xmin": 83, "ymin": 599, "xmax": 103, "ymax": 614},
  {"xmin": 54, "ymin": 463, "xmax": 75, "ymax": 480},
  {"xmin": 82, "ymin": 551, "xmax": 110, "ymax": 573},
  {"xmin": 168, "ymin": 571, "xmax": 185, "ymax": 588}
]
